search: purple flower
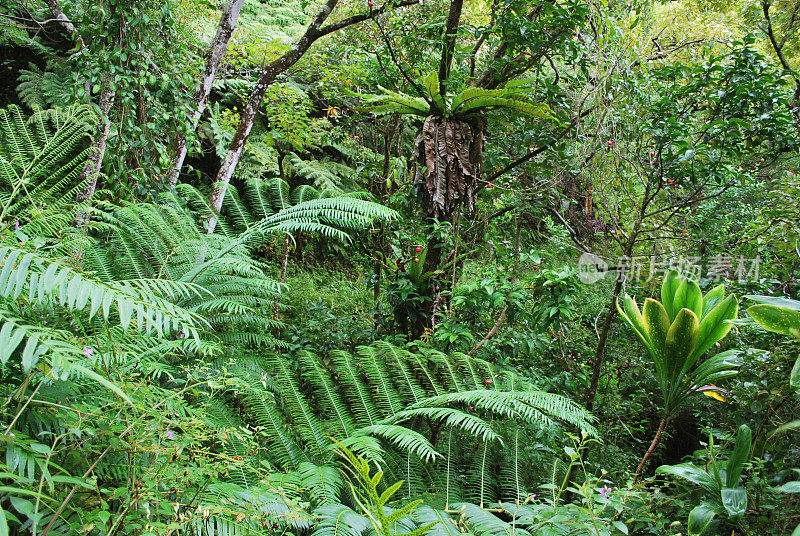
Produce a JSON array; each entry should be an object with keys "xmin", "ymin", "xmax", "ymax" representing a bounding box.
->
[
  {"xmin": 83, "ymin": 346, "xmax": 93, "ymax": 358},
  {"xmin": 13, "ymin": 220, "xmax": 19, "ymax": 231},
  {"xmin": 165, "ymin": 430, "xmax": 175, "ymax": 440},
  {"xmin": 599, "ymin": 486, "xmax": 612, "ymax": 499},
  {"xmin": 529, "ymin": 493, "xmax": 538, "ymax": 502}
]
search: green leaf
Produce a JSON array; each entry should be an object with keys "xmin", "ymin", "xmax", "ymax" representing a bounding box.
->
[
  {"xmin": 656, "ymin": 463, "xmax": 718, "ymax": 494},
  {"xmin": 747, "ymin": 303, "xmax": 800, "ymax": 340},
  {"xmin": 612, "ymin": 520, "xmax": 628, "ymax": 534},
  {"xmin": 687, "ymin": 504, "xmax": 717, "ymax": 536},
  {"xmin": 700, "ymin": 284, "xmax": 725, "ymax": 320},
  {"xmin": 378, "ymin": 480, "xmax": 403, "ymax": 507},
  {"xmin": 661, "ymin": 270, "xmax": 681, "ymax": 320},
  {"xmin": 422, "ymin": 72, "xmax": 445, "ymax": 114},
  {"xmin": 673, "ymin": 278, "xmax": 703, "ymax": 320},
  {"xmin": 792, "ymin": 357, "xmax": 800, "ymax": 391},
  {"xmin": 71, "ymin": 363, "xmax": 132, "ymax": 403},
  {"xmin": 643, "ymin": 298, "xmax": 670, "ymax": 361},
  {"xmin": 768, "ymin": 419, "xmax": 800, "ymax": 440},
  {"xmin": 720, "ymin": 487, "xmax": 747, "ymax": 519},
  {"xmin": 664, "ymin": 308, "xmax": 699, "ymax": 379},
  {"xmin": 693, "ymin": 294, "xmax": 738, "ymax": 361},
  {"xmin": 384, "ymin": 500, "xmax": 422, "ymax": 525},
  {"xmin": 0, "ymin": 505, "xmax": 7, "ymax": 536},
  {"xmin": 725, "ymin": 424, "xmax": 751, "ymax": 487},
  {"xmin": 776, "ymin": 482, "xmax": 800, "ymax": 493}
]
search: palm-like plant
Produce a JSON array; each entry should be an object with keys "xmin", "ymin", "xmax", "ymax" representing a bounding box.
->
[
  {"xmin": 616, "ymin": 270, "xmax": 740, "ymax": 480},
  {"xmin": 365, "ymin": 72, "xmax": 551, "ymax": 337},
  {"xmin": 365, "ymin": 72, "xmax": 550, "ymax": 222}
]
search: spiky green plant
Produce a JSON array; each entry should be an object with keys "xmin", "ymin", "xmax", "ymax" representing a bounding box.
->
[{"xmin": 617, "ymin": 270, "xmax": 740, "ymax": 480}]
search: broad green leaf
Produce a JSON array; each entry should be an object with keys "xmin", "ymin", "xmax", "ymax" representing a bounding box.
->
[
  {"xmin": 720, "ymin": 487, "xmax": 747, "ymax": 519},
  {"xmin": 0, "ymin": 505, "xmax": 7, "ymax": 536},
  {"xmin": 422, "ymin": 72, "xmax": 445, "ymax": 114},
  {"xmin": 792, "ymin": 357, "xmax": 800, "ymax": 391},
  {"xmin": 690, "ymin": 350, "xmax": 741, "ymax": 387},
  {"xmin": 747, "ymin": 304, "xmax": 800, "ymax": 340},
  {"xmin": 674, "ymin": 278, "xmax": 703, "ymax": 319},
  {"xmin": 617, "ymin": 294, "xmax": 650, "ymax": 344},
  {"xmin": 692, "ymin": 294, "xmax": 738, "ymax": 362},
  {"xmin": 701, "ymin": 284, "xmax": 725, "ymax": 320},
  {"xmin": 20, "ymin": 335, "xmax": 40, "ymax": 372},
  {"xmin": 777, "ymin": 482, "xmax": 800, "ymax": 493},
  {"xmin": 687, "ymin": 504, "xmax": 717, "ymax": 536},
  {"xmin": 643, "ymin": 298, "xmax": 670, "ymax": 357},
  {"xmin": 661, "ymin": 270, "xmax": 681, "ymax": 319},
  {"xmin": 656, "ymin": 463, "xmax": 717, "ymax": 494},
  {"xmin": 665, "ymin": 308, "xmax": 699, "ymax": 379}
]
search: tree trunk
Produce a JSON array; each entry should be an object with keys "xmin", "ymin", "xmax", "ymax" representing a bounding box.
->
[
  {"xmin": 584, "ymin": 278, "xmax": 623, "ymax": 411},
  {"xmin": 204, "ymin": 0, "xmax": 419, "ymax": 233},
  {"xmin": 437, "ymin": 0, "xmax": 464, "ymax": 96},
  {"xmin": 274, "ymin": 234, "xmax": 291, "ymax": 322},
  {"xmin": 634, "ymin": 415, "xmax": 669, "ymax": 482},
  {"xmin": 73, "ymin": 77, "xmax": 115, "ymax": 229},
  {"xmin": 167, "ymin": 0, "xmax": 245, "ymax": 190}
]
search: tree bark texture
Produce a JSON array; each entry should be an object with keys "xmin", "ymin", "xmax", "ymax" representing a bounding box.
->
[
  {"xmin": 73, "ymin": 78, "xmax": 115, "ymax": 228},
  {"xmin": 167, "ymin": 0, "xmax": 245, "ymax": 190}
]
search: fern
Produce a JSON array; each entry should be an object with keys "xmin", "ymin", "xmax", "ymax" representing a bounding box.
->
[{"xmin": 0, "ymin": 104, "xmax": 96, "ymax": 232}]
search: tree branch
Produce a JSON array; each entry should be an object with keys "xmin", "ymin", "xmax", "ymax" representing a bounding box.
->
[{"xmin": 485, "ymin": 105, "xmax": 595, "ymax": 182}]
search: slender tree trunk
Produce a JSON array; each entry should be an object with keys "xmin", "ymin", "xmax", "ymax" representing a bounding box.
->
[
  {"xmin": 167, "ymin": 0, "xmax": 245, "ymax": 190},
  {"xmin": 73, "ymin": 78, "xmax": 115, "ymax": 229},
  {"xmin": 584, "ymin": 278, "xmax": 623, "ymax": 411},
  {"xmin": 373, "ymin": 117, "xmax": 396, "ymax": 328},
  {"xmin": 274, "ymin": 234, "xmax": 291, "ymax": 322},
  {"xmin": 634, "ymin": 415, "xmax": 669, "ymax": 482},
  {"xmin": 437, "ymin": 0, "xmax": 464, "ymax": 95},
  {"xmin": 44, "ymin": 0, "xmax": 85, "ymax": 51},
  {"xmin": 204, "ymin": 0, "xmax": 419, "ymax": 233}
]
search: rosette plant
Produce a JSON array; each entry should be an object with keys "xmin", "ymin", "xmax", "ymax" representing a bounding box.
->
[
  {"xmin": 657, "ymin": 424, "xmax": 752, "ymax": 536},
  {"xmin": 616, "ymin": 270, "xmax": 740, "ymax": 480}
]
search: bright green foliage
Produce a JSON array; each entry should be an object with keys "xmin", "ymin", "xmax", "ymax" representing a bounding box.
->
[
  {"xmin": 617, "ymin": 270, "xmax": 740, "ymax": 415},
  {"xmin": 214, "ymin": 341, "xmax": 596, "ymax": 502},
  {"xmin": 745, "ymin": 295, "xmax": 800, "ymax": 390},
  {"xmin": 176, "ymin": 182, "xmax": 396, "ymax": 242},
  {"xmin": 365, "ymin": 72, "xmax": 552, "ymax": 120},
  {"xmin": 0, "ymin": 104, "xmax": 96, "ymax": 232},
  {"xmin": 657, "ymin": 424, "xmax": 753, "ymax": 535},
  {"xmin": 336, "ymin": 440, "xmax": 438, "ymax": 536}
]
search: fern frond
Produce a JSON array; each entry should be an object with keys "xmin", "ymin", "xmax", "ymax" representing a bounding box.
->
[{"xmin": 352, "ymin": 424, "xmax": 441, "ymax": 463}]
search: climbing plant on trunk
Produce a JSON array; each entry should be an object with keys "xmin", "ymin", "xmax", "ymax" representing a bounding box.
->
[{"xmin": 365, "ymin": 73, "xmax": 551, "ymax": 336}]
